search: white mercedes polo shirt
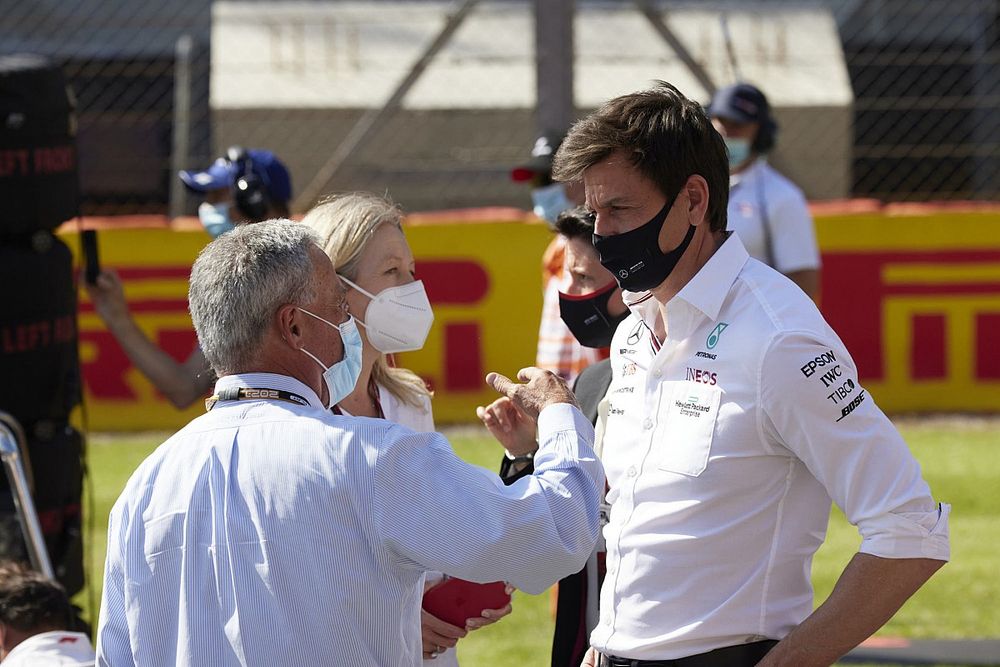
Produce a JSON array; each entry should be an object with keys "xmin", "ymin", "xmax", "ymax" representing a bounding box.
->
[{"xmin": 591, "ymin": 233, "xmax": 949, "ymax": 661}]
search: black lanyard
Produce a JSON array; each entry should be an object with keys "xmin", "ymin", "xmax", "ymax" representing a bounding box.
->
[{"xmin": 205, "ymin": 386, "xmax": 311, "ymax": 411}]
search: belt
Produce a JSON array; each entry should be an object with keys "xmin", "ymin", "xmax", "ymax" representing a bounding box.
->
[{"xmin": 602, "ymin": 640, "xmax": 778, "ymax": 667}]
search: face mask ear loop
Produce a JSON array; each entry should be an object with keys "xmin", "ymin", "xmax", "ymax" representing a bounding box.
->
[
  {"xmin": 339, "ymin": 275, "xmax": 376, "ymax": 300},
  {"xmin": 300, "ymin": 347, "xmax": 327, "ymax": 370},
  {"xmin": 335, "ymin": 277, "xmax": 375, "ymax": 330},
  {"xmin": 298, "ymin": 307, "xmax": 343, "ymax": 331}
]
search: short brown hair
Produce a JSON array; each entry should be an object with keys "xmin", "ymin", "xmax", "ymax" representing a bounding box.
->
[
  {"xmin": 552, "ymin": 81, "xmax": 729, "ymax": 232},
  {"xmin": 0, "ymin": 562, "xmax": 73, "ymax": 633}
]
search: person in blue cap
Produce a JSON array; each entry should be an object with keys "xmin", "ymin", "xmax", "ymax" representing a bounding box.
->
[
  {"xmin": 708, "ymin": 83, "xmax": 821, "ymax": 302},
  {"xmin": 179, "ymin": 146, "xmax": 292, "ymax": 237},
  {"xmin": 84, "ymin": 147, "xmax": 293, "ymax": 408}
]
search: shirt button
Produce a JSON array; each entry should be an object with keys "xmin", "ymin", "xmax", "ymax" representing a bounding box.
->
[
  {"xmin": 653, "ymin": 369, "xmax": 662, "ymax": 378},
  {"xmin": 642, "ymin": 418, "xmax": 653, "ymax": 430},
  {"xmin": 627, "ymin": 467, "xmax": 637, "ymax": 477}
]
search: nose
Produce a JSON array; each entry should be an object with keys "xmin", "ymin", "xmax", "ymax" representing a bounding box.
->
[{"xmin": 593, "ymin": 213, "xmax": 615, "ymax": 237}]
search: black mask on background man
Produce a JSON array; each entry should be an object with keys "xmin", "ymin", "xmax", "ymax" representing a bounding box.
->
[
  {"xmin": 559, "ymin": 281, "xmax": 629, "ymax": 348},
  {"xmin": 593, "ymin": 190, "xmax": 696, "ymax": 292}
]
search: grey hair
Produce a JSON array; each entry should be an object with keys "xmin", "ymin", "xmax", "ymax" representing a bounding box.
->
[{"xmin": 188, "ymin": 220, "xmax": 321, "ymax": 375}]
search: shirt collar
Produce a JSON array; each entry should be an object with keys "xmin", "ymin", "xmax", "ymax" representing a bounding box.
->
[
  {"xmin": 622, "ymin": 232, "xmax": 749, "ymax": 334},
  {"xmin": 213, "ymin": 372, "xmax": 325, "ymax": 410},
  {"xmin": 674, "ymin": 232, "xmax": 748, "ymax": 322}
]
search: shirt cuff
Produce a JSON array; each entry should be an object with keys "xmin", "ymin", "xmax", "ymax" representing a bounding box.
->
[
  {"xmin": 537, "ymin": 403, "xmax": 592, "ymax": 447},
  {"xmin": 859, "ymin": 502, "xmax": 951, "ymax": 561}
]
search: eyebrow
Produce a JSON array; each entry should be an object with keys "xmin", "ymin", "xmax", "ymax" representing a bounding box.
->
[
  {"xmin": 587, "ymin": 194, "xmax": 633, "ymax": 210},
  {"xmin": 379, "ymin": 253, "xmax": 412, "ymax": 265}
]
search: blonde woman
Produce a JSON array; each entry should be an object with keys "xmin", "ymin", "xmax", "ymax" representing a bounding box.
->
[{"xmin": 302, "ymin": 193, "xmax": 512, "ymax": 664}]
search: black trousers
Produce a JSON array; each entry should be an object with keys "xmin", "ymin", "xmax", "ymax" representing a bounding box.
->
[{"xmin": 601, "ymin": 640, "xmax": 779, "ymax": 667}]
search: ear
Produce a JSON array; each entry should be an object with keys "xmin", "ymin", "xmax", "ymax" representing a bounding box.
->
[
  {"xmin": 683, "ymin": 175, "xmax": 711, "ymax": 226},
  {"xmin": 276, "ymin": 303, "xmax": 304, "ymax": 350}
]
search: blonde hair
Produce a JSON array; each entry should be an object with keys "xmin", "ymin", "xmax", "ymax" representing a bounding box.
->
[{"xmin": 301, "ymin": 192, "xmax": 431, "ymax": 408}]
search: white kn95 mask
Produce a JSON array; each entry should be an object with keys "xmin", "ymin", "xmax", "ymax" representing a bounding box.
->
[{"xmin": 340, "ymin": 276, "xmax": 435, "ymax": 354}]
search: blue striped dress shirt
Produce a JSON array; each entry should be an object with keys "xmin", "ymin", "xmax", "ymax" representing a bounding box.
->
[{"xmin": 96, "ymin": 373, "xmax": 602, "ymax": 666}]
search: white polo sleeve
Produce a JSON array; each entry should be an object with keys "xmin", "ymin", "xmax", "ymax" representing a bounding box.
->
[
  {"xmin": 765, "ymin": 184, "xmax": 821, "ymax": 274},
  {"xmin": 759, "ymin": 330, "xmax": 950, "ymax": 561}
]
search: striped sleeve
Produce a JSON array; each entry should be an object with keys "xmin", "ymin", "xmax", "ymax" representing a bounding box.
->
[{"xmin": 371, "ymin": 404, "xmax": 602, "ymax": 594}]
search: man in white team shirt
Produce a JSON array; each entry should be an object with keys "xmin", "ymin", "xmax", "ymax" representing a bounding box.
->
[
  {"xmin": 0, "ymin": 563, "xmax": 94, "ymax": 666},
  {"xmin": 552, "ymin": 82, "xmax": 949, "ymax": 667},
  {"xmin": 709, "ymin": 82, "xmax": 821, "ymax": 302},
  {"xmin": 96, "ymin": 220, "xmax": 603, "ymax": 666}
]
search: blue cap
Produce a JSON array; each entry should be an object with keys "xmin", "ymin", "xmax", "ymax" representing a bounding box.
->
[
  {"xmin": 708, "ymin": 83, "xmax": 770, "ymax": 125},
  {"xmin": 178, "ymin": 149, "xmax": 292, "ymax": 204}
]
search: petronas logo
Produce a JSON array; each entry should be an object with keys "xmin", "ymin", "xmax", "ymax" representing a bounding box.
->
[{"xmin": 706, "ymin": 322, "xmax": 729, "ymax": 349}]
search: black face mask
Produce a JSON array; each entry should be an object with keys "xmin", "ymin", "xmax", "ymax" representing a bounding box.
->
[
  {"xmin": 593, "ymin": 194, "xmax": 697, "ymax": 292},
  {"xmin": 559, "ymin": 280, "xmax": 630, "ymax": 348}
]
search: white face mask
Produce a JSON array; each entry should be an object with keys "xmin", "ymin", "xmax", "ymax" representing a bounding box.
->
[
  {"xmin": 340, "ymin": 276, "xmax": 434, "ymax": 354},
  {"xmin": 297, "ymin": 310, "xmax": 363, "ymax": 409}
]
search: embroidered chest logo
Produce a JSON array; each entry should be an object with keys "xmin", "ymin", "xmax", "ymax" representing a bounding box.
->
[
  {"xmin": 626, "ymin": 321, "xmax": 644, "ymax": 345},
  {"xmin": 706, "ymin": 322, "xmax": 729, "ymax": 349}
]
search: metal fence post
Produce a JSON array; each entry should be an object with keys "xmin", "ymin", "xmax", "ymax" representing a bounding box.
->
[
  {"xmin": 535, "ymin": 0, "xmax": 575, "ymax": 136},
  {"xmin": 170, "ymin": 34, "xmax": 194, "ymax": 219}
]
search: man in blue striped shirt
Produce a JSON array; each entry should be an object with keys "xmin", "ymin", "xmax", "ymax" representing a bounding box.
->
[{"xmin": 95, "ymin": 220, "xmax": 604, "ymax": 666}]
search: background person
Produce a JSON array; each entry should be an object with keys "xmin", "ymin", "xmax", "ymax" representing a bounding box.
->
[
  {"xmin": 708, "ymin": 82, "xmax": 821, "ymax": 301},
  {"xmin": 96, "ymin": 220, "xmax": 603, "ymax": 666},
  {"xmin": 551, "ymin": 82, "xmax": 949, "ymax": 667},
  {"xmin": 0, "ymin": 561, "xmax": 94, "ymax": 666},
  {"xmin": 479, "ymin": 206, "xmax": 624, "ymax": 667},
  {"xmin": 84, "ymin": 147, "xmax": 292, "ymax": 409},
  {"xmin": 301, "ymin": 192, "xmax": 514, "ymax": 663},
  {"xmin": 511, "ymin": 132, "xmax": 599, "ymax": 384}
]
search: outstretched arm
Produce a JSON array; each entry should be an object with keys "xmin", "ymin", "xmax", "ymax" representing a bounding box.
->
[{"xmin": 85, "ymin": 269, "xmax": 214, "ymax": 408}]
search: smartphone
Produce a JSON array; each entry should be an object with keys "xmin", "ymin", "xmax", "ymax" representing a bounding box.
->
[
  {"xmin": 421, "ymin": 578, "xmax": 510, "ymax": 627},
  {"xmin": 81, "ymin": 229, "xmax": 99, "ymax": 284}
]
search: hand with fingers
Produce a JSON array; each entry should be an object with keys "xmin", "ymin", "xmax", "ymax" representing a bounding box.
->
[
  {"xmin": 476, "ymin": 397, "xmax": 537, "ymax": 457},
  {"xmin": 421, "ymin": 609, "xmax": 466, "ymax": 660},
  {"xmin": 581, "ymin": 646, "xmax": 599, "ymax": 667},
  {"xmin": 485, "ymin": 366, "xmax": 579, "ymax": 420},
  {"xmin": 464, "ymin": 583, "xmax": 516, "ymax": 632},
  {"xmin": 83, "ymin": 269, "xmax": 131, "ymax": 328}
]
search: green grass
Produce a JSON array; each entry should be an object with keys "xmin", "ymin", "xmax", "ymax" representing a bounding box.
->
[{"xmin": 75, "ymin": 419, "xmax": 999, "ymax": 665}]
